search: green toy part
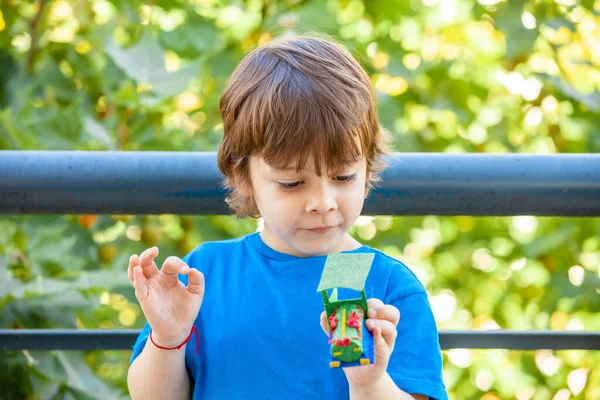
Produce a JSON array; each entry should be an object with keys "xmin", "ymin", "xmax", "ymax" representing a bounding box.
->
[
  {"xmin": 317, "ymin": 253, "xmax": 375, "ymax": 367},
  {"xmin": 316, "ymin": 253, "xmax": 374, "ymax": 293}
]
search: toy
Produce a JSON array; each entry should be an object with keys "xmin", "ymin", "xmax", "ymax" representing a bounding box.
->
[{"xmin": 317, "ymin": 253, "xmax": 375, "ymax": 368}]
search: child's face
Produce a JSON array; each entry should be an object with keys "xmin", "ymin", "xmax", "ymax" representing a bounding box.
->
[{"xmin": 247, "ymin": 155, "xmax": 367, "ymax": 257}]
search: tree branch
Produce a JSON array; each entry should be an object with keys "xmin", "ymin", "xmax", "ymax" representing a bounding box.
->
[{"xmin": 26, "ymin": 0, "xmax": 51, "ymax": 72}]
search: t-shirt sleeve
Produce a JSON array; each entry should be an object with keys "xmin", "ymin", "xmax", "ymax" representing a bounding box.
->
[
  {"xmin": 128, "ymin": 249, "xmax": 198, "ymax": 365},
  {"xmin": 387, "ymin": 291, "xmax": 447, "ymax": 400}
]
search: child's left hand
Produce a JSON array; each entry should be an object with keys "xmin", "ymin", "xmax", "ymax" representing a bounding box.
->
[{"xmin": 319, "ymin": 298, "xmax": 400, "ymax": 388}]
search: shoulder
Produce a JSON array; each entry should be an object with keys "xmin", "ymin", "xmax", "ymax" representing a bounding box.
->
[
  {"xmin": 360, "ymin": 247, "xmax": 427, "ymax": 301},
  {"xmin": 182, "ymin": 235, "xmax": 249, "ymax": 267}
]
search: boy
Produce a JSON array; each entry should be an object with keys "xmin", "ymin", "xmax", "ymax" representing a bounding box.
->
[{"xmin": 127, "ymin": 36, "xmax": 447, "ymax": 400}]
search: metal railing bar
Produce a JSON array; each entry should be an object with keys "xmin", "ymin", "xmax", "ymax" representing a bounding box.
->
[
  {"xmin": 1, "ymin": 329, "xmax": 599, "ymax": 351},
  {"xmin": 1, "ymin": 152, "xmax": 599, "ymax": 216}
]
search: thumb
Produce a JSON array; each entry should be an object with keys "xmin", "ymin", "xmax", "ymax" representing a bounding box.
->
[
  {"xmin": 187, "ymin": 268, "xmax": 205, "ymax": 298},
  {"xmin": 319, "ymin": 311, "xmax": 329, "ymax": 336}
]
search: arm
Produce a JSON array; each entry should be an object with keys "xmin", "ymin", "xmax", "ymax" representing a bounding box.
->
[
  {"xmin": 128, "ymin": 338, "xmax": 190, "ymax": 400},
  {"xmin": 126, "ymin": 247, "xmax": 205, "ymax": 400},
  {"xmin": 349, "ymin": 372, "xmax": 428, "ymax": 400}
]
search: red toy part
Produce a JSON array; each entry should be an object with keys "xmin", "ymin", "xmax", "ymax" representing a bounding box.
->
[
  {"xmin": 347, "ymin": 310, "xmax": 361, "ymax": 329},
  {"xmin": 329, "ymin": 314, "xmax": 338, "ymax": 331},
  {"xmin": 334, "ymin": 337, "xmax": 351, "ymax": 347}
]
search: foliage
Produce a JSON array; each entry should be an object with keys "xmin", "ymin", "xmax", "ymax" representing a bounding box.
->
[{"xmin": 1, "ymin": 0, "xmax": 599, "ymax": 399}]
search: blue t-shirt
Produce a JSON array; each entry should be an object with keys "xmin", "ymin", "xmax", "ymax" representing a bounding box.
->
[{"xmin": 130, "ymin": 232, "xmax": 447, "ymax": 399}]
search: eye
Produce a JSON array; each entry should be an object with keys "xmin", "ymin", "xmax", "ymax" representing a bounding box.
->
[
  {"xmin": 278, "ymin": 181, "xmax": 303, "ymax": 191},
  {"xmin": 334, "ymin": 174, "xmax": 357, "ymax": 183}
]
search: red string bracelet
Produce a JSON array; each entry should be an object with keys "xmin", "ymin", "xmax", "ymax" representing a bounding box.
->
[{"xmin": 150, "ymin": 326, "xmax": 199, "ymax": 355}]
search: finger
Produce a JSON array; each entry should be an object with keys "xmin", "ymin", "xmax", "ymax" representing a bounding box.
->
[
  {"xmin": 187, "ymin": 268, "xmax": 205, "ymax": 297},
  {"xmin": 127, "ymin": 254, "xmax": 139, "ymax": 284},
  {"xmin": 139, "ymin": 247, "xmax": 159, "ymax": 278},
  {"xmin": 366, "ymin": 319, "xmax": 397, "ymax": 350},
  {"xmin": 320, "ymin": 311, "xmax": 329, "ymax": 335},
  {"xmin": 367, "ymin": 298, "xmax": 385, "ymax": 310},
  {"xmin": 161, "ymin": 256, "xmax": 188, "ymax": 276},
  {"xmin": 368, "ymin": 304, "xmax": 400, "ymax": 326},
  {"xmin": 132, "ymin": 265, "xmax": 149, "ymax": 301},
  {"xmin": 372, "ymin": 327, "xmax": 391, "ymax": 368}
]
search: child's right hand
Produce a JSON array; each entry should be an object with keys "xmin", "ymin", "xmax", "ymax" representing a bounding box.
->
[{"xmin": 127, "ymin": 247, "xmax": 205, "ymax": 348}]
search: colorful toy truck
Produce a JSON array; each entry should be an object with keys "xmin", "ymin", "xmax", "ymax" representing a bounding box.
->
[{"xmin": 317, "ymin": 253, "xmax": 375, "ymax": 368}]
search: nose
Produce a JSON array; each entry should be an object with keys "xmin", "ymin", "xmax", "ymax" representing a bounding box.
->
[{"xmin": 305, "ymin": 182, "xmax": 338, "ymax": 214}]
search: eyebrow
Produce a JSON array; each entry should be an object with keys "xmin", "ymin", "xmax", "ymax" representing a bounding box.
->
[
  {"xmin": 271, "ymin": 165, "xmax": 360, "ymax": 176},
  {"xmin": 267, "ymin": 158, "xmax": 363, "ymax": 174},
  {"xmin": 269, "ymin": 166, "xmax": 305, "ymax": 175},
  {"xmin": 278, "ymin": 166, "xmax": 301, "ymax": 172}
]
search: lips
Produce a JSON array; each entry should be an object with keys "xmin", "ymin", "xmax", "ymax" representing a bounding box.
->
[{"xmin": 309, "ymin": 226, "xmax": 332, "ymax": 233}]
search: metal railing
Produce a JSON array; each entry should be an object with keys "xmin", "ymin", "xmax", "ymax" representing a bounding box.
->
[{"xmin": 1, "ymin": 151, "xmax": 599, "ymax": 351}]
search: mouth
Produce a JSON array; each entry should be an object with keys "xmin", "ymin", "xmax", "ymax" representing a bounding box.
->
[{"xmin": 308, "ymin": 226, "xmax": 332, "ymax": 234}]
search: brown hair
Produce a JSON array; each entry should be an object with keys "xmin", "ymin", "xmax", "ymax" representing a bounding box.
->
[{"xmin": 218, "ymin": 35, "xmax": 387, "ymax": 218}]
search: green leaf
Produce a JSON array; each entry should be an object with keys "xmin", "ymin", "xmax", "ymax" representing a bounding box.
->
[
  {"xmin": 30, "ymin": 289, "xmax": 90, "ymax": 309},
  {"xmin": 493, "ymin": 2, "xmax": 537, "ymax": 60},
  {"xmin": 149, "ymin": 61, "xmax": 201, "ymax": 99},
  {"xmin": 0, "ymin": 52, "xmax": 17, "ymax": 108},
  {"xmin": 159, "ymin": 16, "xmax": 224, "ymax": 57},
  {"xmin": 515, "ymin": 259, "xmax": 551, "ymax": 287},
  {"xmin": 35, "ymin": 60, "xmax": 79, "ymax": 104},
  {"xmin": 540, "ymin": 73, "xmax": 600, "ymax": 112},
  {"xmin": 31, "ymin": 352, "xmax": 68, "ymax": 383},
  {"xmin": 523, "ymin": 223, "xmax": 578, "ymax": 258},
  {"xmin": 29, "ymin": 235, "xmax": 86, "ymax": 273},
  {"xmin": 105, "ymin": 33, "xmax": 165, "ymax": 84},
  {"xmin": 0, "ymin": 107, "xmax": 24, "ymax": 149},
  {"xmin": 23, "ymin": 103, "xmax": 83, "ymax": 150},
  {"xmin": 0, "ymin": 255, "xmax": 21, "ymax": 299},
  {"xmin": 363, "ymin": 0, "xmax": 413, "ymax": 22},
  {"xmin": 74, "ymin": 270, "xmax": 130, "ymax": 291},
  {"xmin": 106, "ymin": 33, "xmax": 199, "ymax": 100},
  {"xmin": 9, "ymin": 277, "xmax": 72, "ymax": 298},
  {"xmin": 55, "ymin": 352, "xmax": 120, "ymax": 399},
  {"xmin": 111, "ymin": 80, "xmax": 139, "ymax": 108},
  {"xmin": 83, "ymin": 117, "xmax": 116, "ymax": 149}
]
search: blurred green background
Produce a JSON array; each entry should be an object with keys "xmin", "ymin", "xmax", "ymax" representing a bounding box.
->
[{"xmin": 1, "ymin": 0, "xmax": 599, "ymax": 399}]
